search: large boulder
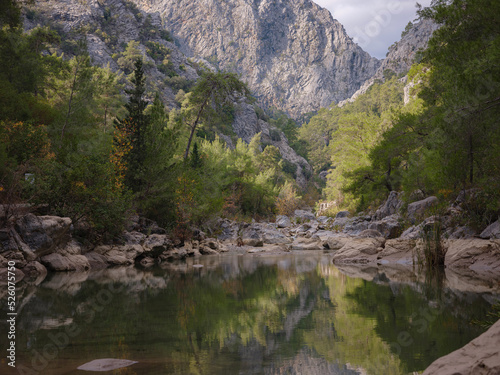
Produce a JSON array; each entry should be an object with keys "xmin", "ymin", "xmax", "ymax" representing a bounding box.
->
[
  {"xmin": 445, "ymin": 239, "xmax": 500, "ymax": 274},
  {"xmin": 368, "ymin": 214, "xmax": 401, "ymax": 238},
  {"xmin": 40, "ymin": 253, "xmax": 90, "ymax": 272},
  {"xmin": 335, "ymin": 211, "xmax": 350, "ymax": 219},
  {"xmin": 294, "ymin": 210, "xmax": 316, "ymax": 222},
  {"xmin": 322, "ymin": 235, "xmax": 351, "ymax": 250},
  {"xmin": 15, "ymin": 214, "xmax": 72, "ymax": 253},
  {"xmin": 376, "ymin": 239, "xmax": 417, "ymax": 266},
  {"xmin": 480, "ymin": 220, "xmax": 500, "ymax": 239},
  {"xmin": 422, "ymin": 319, "xmax": 500, "ymax": 375},
  {"xmin": 407, "ymin": 196, "xmax": 438, "ymax": 222},
  {"xmin": 291, "ymin": 237, "xmax": 323, "ymax": 250},
  {"xmin": 276, "ymin": 215, "xmax": 292, "ymax": 228},
  {"xmin": 142, "ymin": 234, "xmax": 172, "ymax": 256},
  {"xmin": 84, "ymin": 252, "xmax": 109, "ymax": 270},
  {"xmin": 343, "ymin": 216, "xmax": 371, "ymax": 235},
  {"xmin": 374, "ymin": 191, "xmax": 402, "ymax": 220},
  {"xmin": 332, "ymin": 237, "xmax": 386, "ymax": 264},
  {"xmin": 93, "ymin": 244, "xmax": 144, "ymax": 266}
]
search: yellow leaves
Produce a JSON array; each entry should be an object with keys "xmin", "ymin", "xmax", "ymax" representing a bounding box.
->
[
  {"xmin": 438, "ymin": 189, "xmax": 453, "ymax": 198},
  {"xmin": 72, "ymin": 181, "xmax": 87, "ymax": 190}
]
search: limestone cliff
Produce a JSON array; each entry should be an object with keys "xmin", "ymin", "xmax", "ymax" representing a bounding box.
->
[
  {"xmin": 132, "ymin": 0, "xmax": 380, "ymax": 118},
  {"xmin": 339, "ymin": 18, "xmax": 438, "ymax": 107}
]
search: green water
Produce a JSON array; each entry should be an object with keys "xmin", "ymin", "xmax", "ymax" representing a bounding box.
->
[{"xmin": 1, "ymin": 251, "xmax": 498, "ymax": 375}]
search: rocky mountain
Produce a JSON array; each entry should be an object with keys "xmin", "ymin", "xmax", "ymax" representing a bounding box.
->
[
  {"xmin": 338, "ymin": 18, "xmax": 438, "ymax": 106},
  {"xmin": 23, "ymin": 0, "xmax": 436, "ymax": 186},
  {"xmin": 132, "ymin": 0, "xmax": 381, "ymax": 118},
  {"xmin": 24, "ymin": 0, "xmax": 313, "ymax": 185}
]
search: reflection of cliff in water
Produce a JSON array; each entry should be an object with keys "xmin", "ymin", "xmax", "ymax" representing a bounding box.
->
[{"xmin": 0, "ymin": 252, "xmax": 498, "ymax": 375}]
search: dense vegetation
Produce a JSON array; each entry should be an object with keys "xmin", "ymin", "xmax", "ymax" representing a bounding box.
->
[
  {"xmin": 0, "ymin": 0, "xmax": 302, "ymax": 240},
  {"xmin": 300, "ymin": 0, "xmax": 500, "ymax": 226},
  {"xmin": 1, "ymin": 0, "xmax": 498, "ymax": 240}
]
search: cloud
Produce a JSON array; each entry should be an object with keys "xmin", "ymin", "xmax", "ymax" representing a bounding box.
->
[{"xmin": 313, "ymin": 0, "xmax": 433, "ymax": 58}]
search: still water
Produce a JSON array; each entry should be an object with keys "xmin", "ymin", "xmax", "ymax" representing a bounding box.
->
[{"xmin": 1, "ymin": 251, "xmax": 499, "ymax": 375}]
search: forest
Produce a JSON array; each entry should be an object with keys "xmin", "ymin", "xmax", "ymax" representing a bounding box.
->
[
  {"xmin": 300, "ymin": 0, "xmax": 500, "ymax": 229},
  {"xmin": 1, "ymin": 0, "xmax": 499, "ymax": 242}
]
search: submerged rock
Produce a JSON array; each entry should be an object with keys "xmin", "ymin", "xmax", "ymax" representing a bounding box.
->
[{"xmin": 77, "ymin": 358, "xmax": 138, "ymax": 372}]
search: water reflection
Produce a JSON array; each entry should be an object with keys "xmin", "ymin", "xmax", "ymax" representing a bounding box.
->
[{"xmin": 1, "ymin": 252, "xmax": 499, "ymax": 375}]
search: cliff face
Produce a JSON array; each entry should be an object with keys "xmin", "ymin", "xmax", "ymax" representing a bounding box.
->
[
  {"xmin": 132, "ymin": 0, "xmax": 380, "ymax": 118},
  {"xmin": 338, "ymin": 18, "xmax": 438, "ymax": 107}
]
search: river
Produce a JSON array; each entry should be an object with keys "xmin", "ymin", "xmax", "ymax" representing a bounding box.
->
[{"xmin": 1, "ymin": 251, "xmax": 498, "ymax": 374}]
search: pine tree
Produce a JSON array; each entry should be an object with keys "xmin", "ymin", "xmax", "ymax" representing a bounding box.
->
[{"xmin": 114, "ymin": 58, "xmax": 149, "ymax": 192}]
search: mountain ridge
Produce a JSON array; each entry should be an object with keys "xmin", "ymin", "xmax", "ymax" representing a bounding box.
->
[{"xmin": 132, "ymin": 0, "xmax": 381, "ymax": 118}]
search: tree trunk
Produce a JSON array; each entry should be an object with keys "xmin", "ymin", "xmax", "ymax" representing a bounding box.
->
[{"xmin": 184, "ymin": 98, "xmax": 209, "ymax": 160}]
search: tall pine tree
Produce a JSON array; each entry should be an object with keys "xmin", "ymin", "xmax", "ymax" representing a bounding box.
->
[{"xmin": 114, "ymin": 58, "xmax": 149, "ymax": 192}]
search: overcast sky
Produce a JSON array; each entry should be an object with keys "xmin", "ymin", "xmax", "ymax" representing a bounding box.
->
[{"xmin": 313, "ymin": 0, "xmax": 433, "ymax": 59}]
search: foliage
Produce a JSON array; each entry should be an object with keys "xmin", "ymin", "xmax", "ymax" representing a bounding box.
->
[
  {"xmin": 114, "ymin": 59, "xmax": 149, "ymax": 192},
  {"xmin": 300, "ymin": 77, "xmax": 405, "ymax": 211},
  {"xmin": 275, "ymin": 181, "xmax": 301, "ymax": 216},
  {"xmin": 181, "ymin": 70, "xmax": 251, "ymax": 160}
]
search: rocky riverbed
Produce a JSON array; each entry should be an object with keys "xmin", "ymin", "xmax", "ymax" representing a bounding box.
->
[{"xmin": 1, "ymin": 192, "xmax": 500, "ymax": 374}]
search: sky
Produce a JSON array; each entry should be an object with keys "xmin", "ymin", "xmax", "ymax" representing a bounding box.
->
[{"xmin": 313, "ymin": 0, "xmax": 433, "ymax": 59}]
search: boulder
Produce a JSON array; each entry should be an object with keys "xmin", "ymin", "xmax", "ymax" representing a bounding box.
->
[
  {"xmin": 240, "ymin": 225, "xmax": 263, "ymax": 247},
  {"xmin": 84, "ymin": 252, "xmax": 109, "ymax": 270},
  {"xmin": 15, "ymin": 214, "xmax": 72, "ymax": 253},
  {"xmin": 261, "ymin": 227, "xmax": 291, "ymax": 244},
  {"xmin": 199, "ymin": 238, "xmax": 221, "ymax": 254},
  {"xmin": 332, "ymin": 237, "xmax": 386, "ymax": 264},
  {"xmin": 335, "ymin": 211, "xmax": 350, "ymax": 219},
  {"xmin": 480, "ymin": 220, "xmax": 500, "ymax": 239},
  {"xmin": 323, "ymin": 236, "xmax": 350, "ymax": 250},
  {"xmin": 407, "ymin": 196, "xmax": 438, "ymax": 222},
  {"xmin": 316, "ymin": 216, "xmax": 332, "ymax": 225},
  {"xmin": 376, "ymin": 239, "xmax": 416, "ymax": 266},
  {"xmin": 122, "ymin": 231, "xmax": 146, "ymax": 245},
  {"xmin": 444, "ymin": 239, "xmax": 500, "ymax": 273},
  {"xmin": 1, "ymin": 250, "xmax": 27, "ymax": 268},
  {"xmin": 422, "ymin": 319, "xmax": 500, "ymax": 375},
  {"xmin": 368, "ymin": 215, "xmax": 401, "ymax": 238},
  {"xmin": 291, "ymin": 237, "xmax": 323, "ymax": 250},
  {"xmin": 216, "ymin": 219, "xmax": 239, "ymax": 241},
  {"xmin": 40, "ymin": 253, "xmax": 90, "ymax": 272},
  {"xmin": 374, "ymin": 191, "xmax": 402, "ymax": 220},
  {"xmin": 142, "ymin": 234, "xmax": 172, "ymax": 256},
  {"xmin": 294, "ymin": 210, "xmax": 316, "ymax": 222},
  {"xmin": 93, "ymin": 244, "xmax": 144, "ymax": 266},
  {"xmin": 343, "ymin": 216, "xmax": 370, "ymax": 235},
  {"xmin": 276, "ymin": 215, "xmax": 292, "ymax": 228},
  {"xmin": 358, "ymin": 229, "xmax": 384, "ymax": 238}
]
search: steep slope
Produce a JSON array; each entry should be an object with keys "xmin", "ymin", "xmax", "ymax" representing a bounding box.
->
[
  {"xmin": 339, "ymin": 18, "xmax": 438, "ymax": 106},
  {"xmin": 132, "ymin": 0, "xmax": 380, "ymax": 118}
]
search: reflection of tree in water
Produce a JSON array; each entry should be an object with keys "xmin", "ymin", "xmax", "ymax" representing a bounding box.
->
[
  {"xmin": 339, "ymin": 268, "xmax": 491, "ymax": 373},
  {"xmin": 3, "ymin": 255, "xmax": 497, "ymax": 375}
]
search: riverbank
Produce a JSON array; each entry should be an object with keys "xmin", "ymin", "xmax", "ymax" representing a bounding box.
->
[
  {"xmin": 1, "ymin": 193, "xmax": 500, "ymax": 374},
  {"xmin": 1, "ymin": 192, "xmax": 500, "ymax": 286}
]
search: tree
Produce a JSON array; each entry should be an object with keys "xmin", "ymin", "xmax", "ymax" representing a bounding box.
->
[
  {"xmin": 417, "ymin": 0, "xmax": 500, "ymax": 189},
  {"xmin": 114, "ymin": 59, "xmax": 149, "ymax": 192},
  {"xmin": 182, "ymin": 70, "xmax": 250, "ymax": 160}
]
